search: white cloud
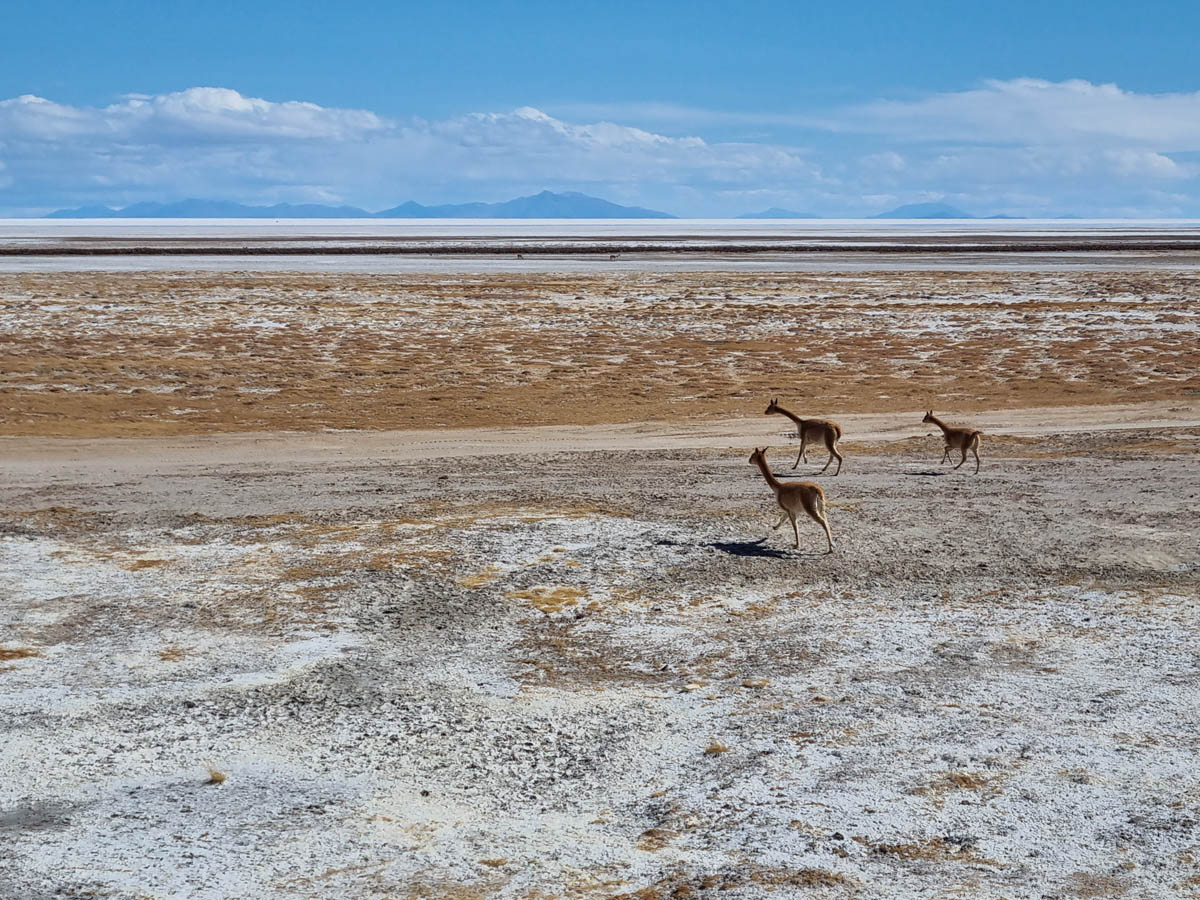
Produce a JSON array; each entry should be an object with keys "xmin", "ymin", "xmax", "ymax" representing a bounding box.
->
[
  {"xmin": 840, "ymin": 78, "xmax": 1200, "ymax": 149},
  {"xmin": 0, "ymin": 88, "xmax": 823, "ymax": 214},
  {"xmin": 0, "ymin": 88, "xmax": 386, "ymax": 142},
  {"xmin": 1, "ymin": 81, "xmax": 1198, "ymax": 217}
]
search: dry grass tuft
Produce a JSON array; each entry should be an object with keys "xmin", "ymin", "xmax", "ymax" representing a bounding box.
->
[
  {"xmin": 459, "ymin": 567, "xmax": 502, "ymax": 588},
  {"xmin": 703, "ymin": 741, "xmax": 729, "ymax": 756},
  {"xmin": 506, "ymin": 585, "xmax": 588, "ymax": 614},
  {"xmin": 1066, "ymin": 872, "xmax": 1132, "ymax": 897},
  {"xmin": 205, "ymin": 768, "xmax": 227, "ymax": 785},
  {"xmin": 858, "ymin": 836, "xmax": 999, "ymax": 867},
  {"xmin": 0, "ymin": 646, "xmax": 41, "ymax": 662},
  {"xmin": 751, "ymin": 868, "xmax": 852, "ymax": 888},
  {"xmin": 121, "ymin": 557, "xmax": 168, "ymax": 571},
  {"xmin": 158, "ymin": 646, "xmax": 189, "ymax": 662},
  {"xmin": 636, "ymin": 828, "xmax": 676, "ymax": 852},
  {"xmin": 604, "ymin": 864, "xmax": 852, "ymax": 899},
  {"xmin": 912, "ymin": 770, "xmax": 1004, "ymax": 807}
]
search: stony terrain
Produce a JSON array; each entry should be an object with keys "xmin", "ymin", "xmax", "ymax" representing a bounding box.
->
[{"xmin": 1, "ymin": 422, "xmax": 1198, "ymax": 899}]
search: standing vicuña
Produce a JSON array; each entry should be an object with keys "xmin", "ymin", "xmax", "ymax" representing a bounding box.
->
[
  {"xmin": 764, "ymin": 398, "xmax": 844, "ymax": 475},
  {"xmin": 748, "ymin": 447, "xmax": 834, "ymax": 553},
  {"xmin": 923, "ymin": 410, "xmax": 982, "ymax": 474}
]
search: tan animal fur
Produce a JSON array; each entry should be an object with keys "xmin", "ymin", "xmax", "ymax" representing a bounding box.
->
[
  {"xmin": 923, "ymin": 410, "xmax": 982, "ymax": 474},
  {"xmin": 764, "ymin": 398, "xmax": 844, "ymax": 475},
  {"xmin": 748, "ymin": 447, "xmax": 834, "ymax": 553}
]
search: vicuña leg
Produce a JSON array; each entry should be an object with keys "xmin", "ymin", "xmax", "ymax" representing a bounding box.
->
[
  {"xmin": 789, "ymin": 511, "xmax": 800, "ymax": 549},
  {"xmin": 954, "ymin": 445, "xmax": 969, "ymax": 469},
  {"xmin": 818, "ymin": 434, "xmax": 844, "ymax": 476},
  {"xmin": 940, "ymin": 445, "xmax": 951, "ymax": 465},
  {"xmin": 802, "ymin": 492, "xmax": 834, "ymax": 553},
  {"xmin": 771, "ymin": 511, "xmax": 788, "ymax": 530},
  {"xmin": 792, "ymin": 436, "xmax": 808, "ymax": 469},
  {"xmin": 971, "ymin": 436, "xmax": 981, "ymax": 474}
]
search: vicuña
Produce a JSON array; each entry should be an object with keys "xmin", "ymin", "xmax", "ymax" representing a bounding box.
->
[
  {"xmin": 764, "ymin": 398, "xmax": 844, "ymax": 475},
  {"xmin": 922, "ymin": 410, "xmax": 982, "ymax": 474},
  {"xmin": 749, "ymin": 447, "xmax": 834, "ymax": 553}
]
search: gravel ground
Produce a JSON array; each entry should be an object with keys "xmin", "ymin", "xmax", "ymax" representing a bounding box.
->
[{"xmin": 1, "ymin": 425, "xmax": 1197, "ymax": 899}]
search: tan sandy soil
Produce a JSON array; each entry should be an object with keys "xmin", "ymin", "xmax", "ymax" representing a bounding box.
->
[
  {"xmin": 0, "ymin": 400, "xmax": 1196, "ymax": 478},
  {"xmin": 1, "ymin": 270, "xmax": 1197, "ymax": 437}
]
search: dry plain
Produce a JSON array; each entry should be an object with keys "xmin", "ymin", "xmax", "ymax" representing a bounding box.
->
[{"xmin": 1, "ymin": 269, "xmax": 1198, "ymax": 899}]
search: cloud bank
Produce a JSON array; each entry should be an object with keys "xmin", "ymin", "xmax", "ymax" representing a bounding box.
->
[
  {"xmin": 1, "ymin": 80, "xmax": 1197, "ymax": 216},
  {"xmin": 0, "ymin": 88, "xmax": 817, "ymax": 215}
]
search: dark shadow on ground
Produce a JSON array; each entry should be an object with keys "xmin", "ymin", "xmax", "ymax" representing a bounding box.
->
[
  {"xmin": 904, "ymin": 470, "xmax": 949, "ymax": 477},
  {"xmin": 706, "ymin": 538, "xmax": 793, "ymax": 559}
]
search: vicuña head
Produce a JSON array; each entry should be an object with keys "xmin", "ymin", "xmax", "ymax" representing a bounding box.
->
[
  {"xmin": 765, "ymin": 398, "xmax": 782, "ymax": 415},
  {"xmin": 749, "ymin": 446, "xmax": 768, "ymax": 467},
  {"xmin": 922, "ymin": 409, "xmax": 936, "ymax": 424}
]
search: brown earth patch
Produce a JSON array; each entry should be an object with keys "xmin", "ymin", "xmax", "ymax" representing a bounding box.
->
[{"xmin": 3, "ymin": 270, "xmax": 1197, "ymax": 437}]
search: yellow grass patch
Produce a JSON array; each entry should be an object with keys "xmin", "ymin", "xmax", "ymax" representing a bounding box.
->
[
  {"xmin": 0, "ymin": 646, "xmax": 41, "ymax": 664},
  {"xmin": 122, "ymin": 557, "xmax": 167, "ymax": 571},
  {"xmin": 635, "ymin": 828, "xmax": 675, "ymax": 852},
  {"xmin": 506, "ymin": 586, "xmax": 587, "ymax": 614},
  {"xmin": 459, "ymin": 567, "xmax": 501, "ymax": 588}
]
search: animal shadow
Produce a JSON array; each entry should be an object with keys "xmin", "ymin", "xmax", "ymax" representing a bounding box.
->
[
  {"xmin": 707, "ymin": 538, "xmax": 793, "ymax": 559},
  {"xmin": 904, "ymin": 470, "xmax": 949, "ymax": 477}
]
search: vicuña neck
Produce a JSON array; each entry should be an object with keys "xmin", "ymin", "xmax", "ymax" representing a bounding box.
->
[
  {"xmin": 772, "ymin": 404, "xmax": 804, "ymax": 426},
  {"xmin": 753, "ymin": 455, "xmax": 781, "ymax": 491},
  {"xmin": 927, "ymin": 414, "xmax": 951, "ymax": 433}
]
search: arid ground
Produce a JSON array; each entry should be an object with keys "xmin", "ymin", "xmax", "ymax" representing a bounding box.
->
[
  {"xmin": 1, "ymin": 268, "xmax": 1198, "ymax": 899},
  {"xmin": 1, "ymin": 270, "xmax": 1196, "ymax": 435}
]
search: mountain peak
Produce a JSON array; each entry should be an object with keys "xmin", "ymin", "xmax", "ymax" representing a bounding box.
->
[
  {"xmin": 373, "ymin": 190, "xmax": 675, "ymax": 219},
  {"xmin": 872, "ymin": 202, "xmax": 974, "ymax": 219},
  {"xmin": 736, "ymin": 207, "xmax": 820, "ymax": 219}
]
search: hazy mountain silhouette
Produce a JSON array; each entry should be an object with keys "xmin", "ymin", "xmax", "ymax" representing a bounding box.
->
[
  {"xmin": 374, "ymin": 191, "xmax": 674, "ymax": 218},
  {"xmin": 735, "ymin": 208, "xmax": 821, "ymax": 219},
  {"xmin": 47, "ymin": 200, "xmax": 372, "ymax": 218},
  {"xmin": 48, "ymin": 191, "xmax": 675, "ymax": 219},
  {"xmin": 872, "ymin": 202, "xmax": 975, "ymax": 219}
]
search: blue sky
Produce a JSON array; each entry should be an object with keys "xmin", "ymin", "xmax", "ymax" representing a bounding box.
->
[{"xmin": 2, "ymin": 0, "xmax": 1199, "ymax": 215}]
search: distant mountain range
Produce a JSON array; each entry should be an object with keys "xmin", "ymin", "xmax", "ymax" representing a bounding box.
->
[
  {"xmin": 48, "ymin": 200, "xmax": 373, "ymax": 219},
  {"xmin": 736, "ymin": 208, "xmax": 820, "ymax": 219},
  {"xmin": 871, "ymin": 202, "xmax": 975, "ymax": 219},
  {"xmin": 46, "ymin": 191, "xmax": 676, "ymax": 219},
  {"xmin": 45, "ymin": 193, "xmax": 1063, "ymax": 220},
  {"xmin": 741, "ymin": 202, "xmax": 1019, "ymax": 219},
  {"xmin": 376, "ymin": 191, "xmax": 674, "ymax": 218},
  {"xmin": 870, "ymin": 202, "xmax": 1032, "ymax": 219}
]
